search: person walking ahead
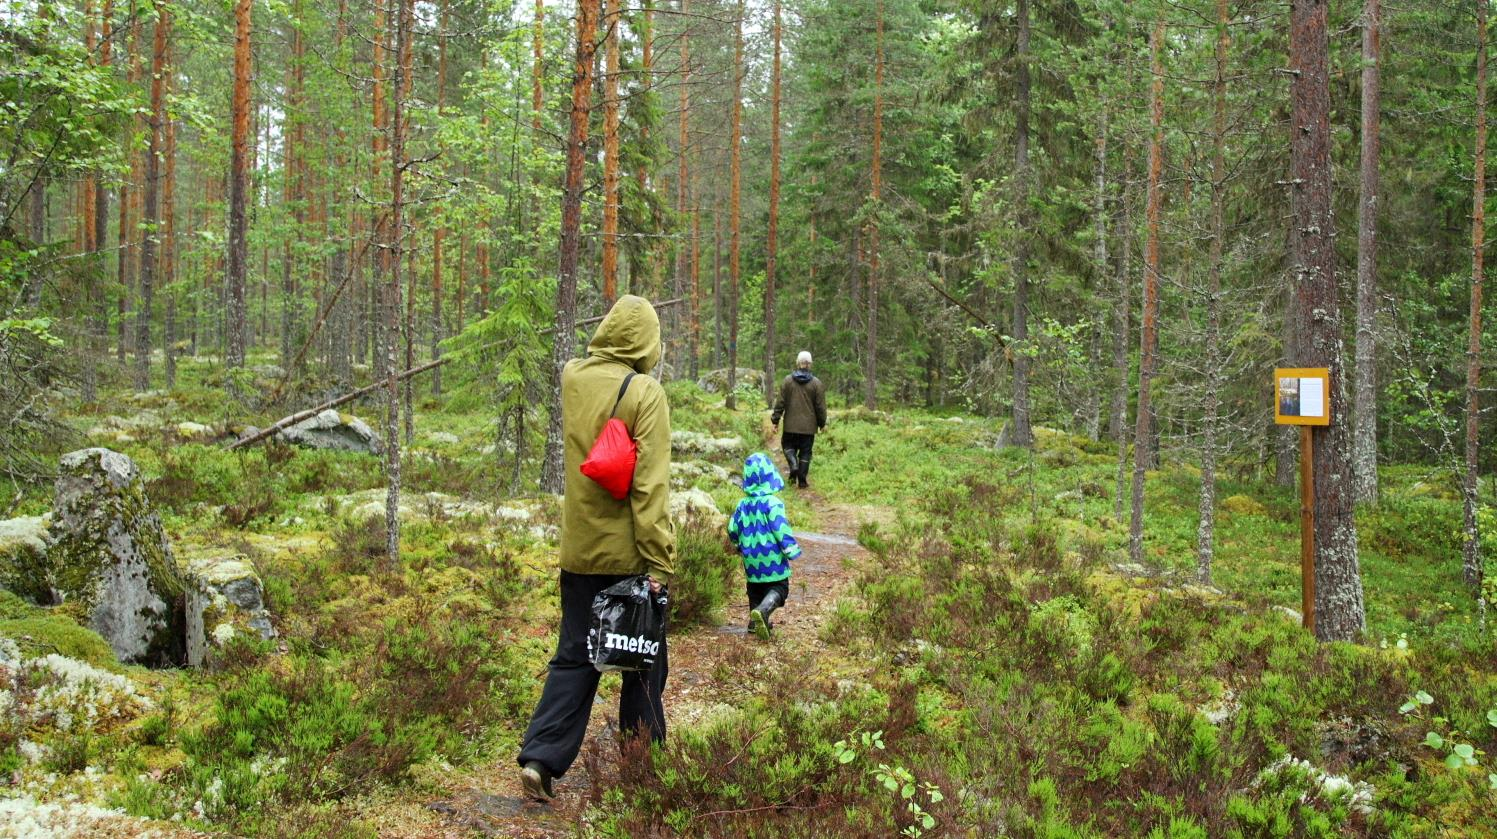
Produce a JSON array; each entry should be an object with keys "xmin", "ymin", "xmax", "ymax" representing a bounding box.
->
[
  {"xmin": 770, "ymin": 351, "xmax": 827, "ymax": 488},
  {"xmin": 518, "ymin": 295, "xmax": 675, "ymax": 802},
  {"xmin": 727, "ymin": 453, "xmax": 802, "ymax": 640}
]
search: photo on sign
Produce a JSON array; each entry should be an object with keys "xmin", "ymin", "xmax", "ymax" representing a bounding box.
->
[{"xmin": 1278, "ymin": 377, "xmax": 1300, "ymax": 416}]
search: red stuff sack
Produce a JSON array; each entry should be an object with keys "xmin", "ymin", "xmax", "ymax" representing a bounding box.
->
[{"xmin": 580, "ymin": 373, "xmax": 638, "ymax": 500}]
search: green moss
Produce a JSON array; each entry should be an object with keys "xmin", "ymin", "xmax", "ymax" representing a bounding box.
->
[{"xmin": 0, "ymin": 611, "xmax": 119, "ymax": 669}]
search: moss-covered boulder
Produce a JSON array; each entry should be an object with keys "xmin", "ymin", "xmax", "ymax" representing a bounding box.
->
[
  {"xmin": 276, "ymin": 408, "xmax": 383, "ymax": 454},
  {"xmin": 0, "ymin": 515, "xmax": 54, "ymax": 604},
  {"xmin": 47, "ymin": 448, "xmax": 184, "ymax": 666},
  {"xmin": 669, "ymin": 488, "xmax": 726, "ymax": 530},
  {"xmin": 182, "ymin": 554, "xmax": 275, "ymax": 666}
]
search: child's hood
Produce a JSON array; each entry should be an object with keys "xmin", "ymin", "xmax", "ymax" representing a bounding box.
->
[{"xmin": 741, "ymin": 453, "xmax": 785, "ymax": 497}]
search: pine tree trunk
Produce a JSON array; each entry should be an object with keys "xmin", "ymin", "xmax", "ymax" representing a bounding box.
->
[
  {"xmin": 1130, "ymin": 16, "xmax": 1165, "ymax": 566},
  {"xmin": 726, "ymin": 0, "xmax": 744, "ymax": 411},
  {"xmin": 432, "ymin": 0, "xmax": 448, "ymax": 397},
  {"xmin": 533, "ymin": 0, "xmax": 545, "ymax": 131},
  {"xmin": 118, "ymin": 15, "xmax": 143, "ymax": 363},
  {"xmin": 1008, "ymin": 0, "xmax": 1034, "ymax": 447},
  {"xmin": 386, "ymin": 0, "xmax": 414, "ymax": 567},
  {"xmin": 1089, "ymin": 97, "xmax": 1109, "ymax": 442},
  {"xmin": 602, "ymin": 0, "xmax": 621, "ymax": 305},
  {"xmin": 135, "ymin": 0, "xmax": 170, "ymax": 392},
  {"xmin": 766, "ymin": 0, "xmax": 782, "ymax": 402},
  {"xmin": 1199, "ymin": 0, "xmax": 1228, "ymax": 584},
  {"xmin": 866, "ymin": 0, "xmax": 883, "ymax": 411},
  {"xmin": 225, "ymin": 0, "xmax": 252, "ymax": 373},
  {"xmin": 540, "ymin": 0, "xmax": 601, "ymax": 494},
  {"xmin": 676, "ymin": 0, "xmax": 692, "ymax": 376},
  {"xmin": 1353, "ymin": 0, "xmax": 1382, "ymax": 503},
  {"xmin": 163, "ymin": 91, "xmax": 177, "ymax": 391},
  {"xmin": 691, "ymin": 208, "xmax": 701, "ymax": 380},
  {"xmin": 1290, "ymin": 0, "xmax": 1365, "ymax": 641},
  {"xmin": 1465, "ymin": 0, "xmax": 1488, "ymax": 590}
]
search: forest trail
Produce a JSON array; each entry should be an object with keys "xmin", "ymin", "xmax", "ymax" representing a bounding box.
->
[{"xmin": 414, "ymin": 500, "xmax": 888, "ymax": 838}]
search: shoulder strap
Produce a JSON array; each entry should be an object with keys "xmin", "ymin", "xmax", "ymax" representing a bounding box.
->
[{"xmin": 610, "ymin": 372, "xmax": 637, "ymax": 418}]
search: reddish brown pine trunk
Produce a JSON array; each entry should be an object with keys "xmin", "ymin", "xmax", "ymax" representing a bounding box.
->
[
  {"xmin": 1465, "ymin": 0, "xmax": 1488, "ymax": 589},
  {"xmin": 1129, "ymin": 16, "xmax": 1165, "ymax": 566},
  {"xmin": 226, "ymin": 0, "xmax": 252, "ymax": 371},
  {"xmin": 1353, "ymin": 0, "xmax": 1382, "ymax": 503},
  {"xmin": 602, "ymin": 0, "xmax": 621, "ymax": 305},
  {"xmin": 134, "ymin": 0, "xmax": 171, "ymax": 391},
  {"xmin": 399, "ymin": 0, "xmax": 416, "ymax": 447},
  {"xmin": 1290, "ymin": 0, "xmax": 1365, "ymax": 641},
  {"xmin": 726, "ymin": 0, "xmax": 744, "ymax": 410},
  {"xmin": 371, "ymin": 0, "xmax": 389, "ymax": 377},
  {"xmin": 163, "ymin": 74, "xmax": 178, "ymax": 391},
  {"xmin": 533, "ymin": 0, "xmax": 545, "ymax": 131},
  {"xmin": 765, "ymin": 0, "xmax": 781, "ymax": 400},
  {"xmin": 540, "ymin": 0, "xmax": 601, "ymax": 493},
  {"xmin": 866, "ymin": 0, "xmax": 883, "ymax": 411}
]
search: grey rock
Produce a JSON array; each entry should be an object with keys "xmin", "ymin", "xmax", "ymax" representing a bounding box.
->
[
  {"xmin": 277, "ymin": 409, "xmax": 384, "ymax": 454},
  {"xmin": 0, "ymin": 515, "xmax": 54, "ymax": 604},
  {"xmin": 669, "ymin": 488, "xmax": 726, "ymax": 530},
  {"xmin": 48, "ymin": 449, "xmax": 184, "ymax": 666},
  {"xmin": 697, "ymin": 367, "xmax": 766, "ymax": 395},
  {"xmin": 182, "ymin": 554, "xmax": 276, "ymax": 667}
]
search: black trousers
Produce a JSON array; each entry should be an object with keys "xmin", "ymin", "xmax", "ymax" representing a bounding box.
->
[
  {"xmin": 747, "ymin": 580, "xmax": 789, "ymax": 626},
  {"xmin": 781, "ymin": 432, "xmax": 815, "ymax": 476},
  {"xmin": 517, "ymin": 571, "xmax": 669, "ymax": 778}
]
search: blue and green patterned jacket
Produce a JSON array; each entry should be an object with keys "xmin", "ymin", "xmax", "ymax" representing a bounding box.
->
[{"xmin": 727, "ymin": 453, "xmax": 802, "ymax": 583}]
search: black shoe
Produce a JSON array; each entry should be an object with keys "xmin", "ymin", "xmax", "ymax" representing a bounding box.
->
[{"xmin": 521, "ymin": 761, "xmax": 555, "ymax": 801}]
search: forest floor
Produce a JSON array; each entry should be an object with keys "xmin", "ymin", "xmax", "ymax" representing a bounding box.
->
[
  {"xmin": 5, "ymin": 358, "xmax": 1496, "ymax": 837},
  {"xmin": 410, "ymin": 495, "xmax": 888, "ymax": 838}
]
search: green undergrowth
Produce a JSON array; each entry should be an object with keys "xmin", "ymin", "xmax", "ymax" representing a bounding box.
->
[
  {"xmin": 583, "ymin": 415, "xmax": 1497, "ymax": 837},
  {"xmin": 6, "ymin": 359, "xmax": 1496, "ymax": 836}
]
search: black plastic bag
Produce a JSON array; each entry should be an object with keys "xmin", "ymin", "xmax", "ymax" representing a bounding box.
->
[{"xmin": 587, "ymin": 575, "xmax": 668, "ymax": 673}]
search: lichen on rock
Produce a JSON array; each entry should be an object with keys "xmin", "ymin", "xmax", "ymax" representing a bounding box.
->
[
  {"xmin": 0, "ymin": 515, "xmax": 54, "ymax": 604},
  {"xmin": 182, "ymin": 554, "xmax": 275, "ymax": 667},
  {"xmin": 669, "ymin": 488, "xmax": 726, "ymax": 530},
  {"xmin": 47, "ymin": 448, "xmax": 185, "ymax": 666},
  {"xmin": 276, "ymin": 408, "xmax": 384, "ymax": 454}
]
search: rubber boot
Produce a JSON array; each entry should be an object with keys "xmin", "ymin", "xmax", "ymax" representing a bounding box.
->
[
  {"xmin": 796, "ymin": 456, "xmax": 811, "ymax": 489},
  {"xmin": 756, "ymin": 589, "xmax": 785, "ymax": 628},
  {"xmin": 784, "ymin": 449, "xmax": 800, "ymax": 485}
]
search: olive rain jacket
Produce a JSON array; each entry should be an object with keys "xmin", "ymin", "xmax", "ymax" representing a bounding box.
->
[
  {"xmin": 558, "ymin": 296, "xmax": 676, "ymax": 583},
  {"xmin": 771, "ymin": 370, "xmax": 827, "ymax": 436}
]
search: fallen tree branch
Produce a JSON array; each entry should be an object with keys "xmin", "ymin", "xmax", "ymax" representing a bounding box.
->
[{"xmin": 229, "ymin": 297, "xmax": 685, "ymax": 451}]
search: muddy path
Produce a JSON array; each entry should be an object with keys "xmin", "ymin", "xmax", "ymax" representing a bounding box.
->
[{"xmin": 418, "ymin": 500, "xmax": 885, "ymax": 838}]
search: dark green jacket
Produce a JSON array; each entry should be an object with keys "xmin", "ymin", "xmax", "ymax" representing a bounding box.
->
[
  {"xmin": 558, "ymin": 296, "xmax": 676, "ymax": 583},
  {"xmin": 771, "ymin": 371, "xmax": 827, "ymax": 436}
]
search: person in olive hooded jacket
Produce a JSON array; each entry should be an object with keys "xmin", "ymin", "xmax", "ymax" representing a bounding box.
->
[
  {"xmin": 771, "ymin": 351, "xmax": 827, "ymax": 488},
  {"xmin": 519, "ymin": 295, "xmax": 676, "ymax": 802}
]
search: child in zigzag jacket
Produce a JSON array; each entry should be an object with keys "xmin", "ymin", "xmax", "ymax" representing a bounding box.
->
[{"xmin": 727, "ymin": 452, "xmax": 803, "ymax": 640}]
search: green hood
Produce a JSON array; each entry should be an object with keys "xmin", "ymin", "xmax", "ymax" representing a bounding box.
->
[{"xmin": 587, "ymin": 295, "xmax": 661, "ymax": 374}]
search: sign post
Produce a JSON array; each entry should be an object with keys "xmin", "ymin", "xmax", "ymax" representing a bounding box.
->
[{"xmin": 1274, "ymin": 368, "xmax": 1330, "ymax": 635}]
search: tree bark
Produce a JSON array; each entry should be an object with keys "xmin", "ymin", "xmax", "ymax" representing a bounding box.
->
[
  {"xmin": 1290, "ymin": 0, "xmax": 1365, "ymax": 641},
  {"xmin": 866, "ymin": 0, "xmax": 883, "ymax": 411},
  {"xmin": 1198, "ymin": 0, "xmax": 1229, "ymax": 585},
  {"xmin": 766, "ymin": 0, "xmax": 782, "ymax": 402},
  {"xmin": 533, "ymin": 0, "xmax": 545, "ymax": 131},
  {"xmin": 1129, "ymin": 16, "xmax": 1165, "ymax": 566},
  {"xmin": 385, "ymin": 0, "xmax": 414, "ymax": 567},
  {"xmin": 162, "ymin": 66, "xmax": 177, "ymax": 391},
  {"xmin": 134, "ymin": 0, "xmax": 170, "ymax": 391},
  {"xmin": 1008, "ymin": 0, "xmax": 1034, "ymax": 446},
  {"xmin": 225, "ymin": 0, "xmax": 252, "ymax": 374},
  {"xmin": 432, "ymin": 0, "xmax": 448, "ymax": 398},
  {"xmin": 1112, "ymin": 144, "xmax": 1134, "ymax": 523},
  {"xmin": 540, "ymin": 0, "xmax": 601, "ymax": 493},
  {"xmin": 676, "ymin": 0, "xmax": 693, "ymax": 377},
  {"xmin": 726, "ymin": 0, "xmax": 744, "ymax": 410},
  {"xmin": 1353, "ymin": 0, "xmax": 1382, "ymax": 503},
  {"xmin": 1465, "ymin": 0, "xmax": 1488, "ymax": 590},
  {"xmin": 602, "ymin": 0, "xmax": 621, "ymax": 305}
]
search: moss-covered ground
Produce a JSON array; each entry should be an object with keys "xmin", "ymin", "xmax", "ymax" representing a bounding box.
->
[{"xmin": 1, "ymin": 355, "xmax": 1494, "ymax": 837}]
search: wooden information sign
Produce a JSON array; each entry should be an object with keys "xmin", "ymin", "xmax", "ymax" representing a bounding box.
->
[{"xmin": 1274, "ymin": 367, "xmax": 1331, "ymax": 635}]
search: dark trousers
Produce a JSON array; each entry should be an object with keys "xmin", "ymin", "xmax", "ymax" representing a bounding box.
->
[
  {"xmin": 781, "ymin": 432, "xmax": 815, "ymax": 482},
  {"xmin": 747, "ymin": 580, "xmax": 789, "ymax": 627},
  {"xmin": 517, "ymin": 571, "xmax": 669, "ymax": 778}
]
